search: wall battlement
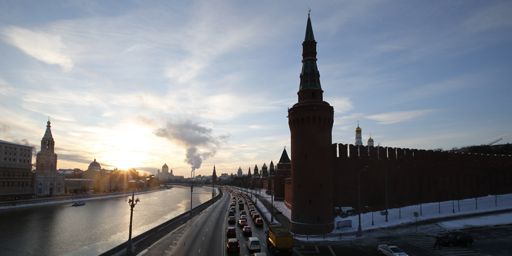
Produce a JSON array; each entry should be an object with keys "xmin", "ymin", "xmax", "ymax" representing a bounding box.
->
[{"xmin": 332, "ymin": 143, "xmax": 512, "ymax": 211}]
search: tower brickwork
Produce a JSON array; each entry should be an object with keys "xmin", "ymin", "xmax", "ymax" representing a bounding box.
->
[{"xmin": 288, "ymin": 14, "xmax": 334, "ymax": 234}]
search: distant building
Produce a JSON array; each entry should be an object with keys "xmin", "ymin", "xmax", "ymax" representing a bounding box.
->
[
  {"xmin": 34, "ymin": 120, "xmax": 65, "ymax": 196},
  {"xmin": 88, "ymin": 159, "xmax": 101, "ymax": 172},
  {"xmin": 275, "ymin": 148, "xmax": 291, "ymax": 202},
  {"xmin": 355, "ymin": 122, "xmax": 363, "ymax": 146},
  {"xmin": 157, "ymin": 163, "xmax": 172, "ymax": 182},
  {"xmin": 261, "ymin": 163, "xmax": 268, "ymax": 177},
  {"xmin": 237, "ymin": 167, "xmax": 243, "ymax": 177},
  {"xmin": 0, "ymin": 140, "xmax": 34, "ymax": 199},
  {"xmin": 367, "ymin": 136, "xmax": 374, "ymax": 147}
]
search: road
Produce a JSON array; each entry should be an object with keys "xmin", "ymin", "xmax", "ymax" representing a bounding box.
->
[
  {"xmin": 293, "ymin": 223, "xmax": 512, "ymax": 256},
  {"xmin": 143, "ymin": 188, "xmax": 270, "ymax": 256},
  {"xmin": 142, "ymin": 188, "xmax": 512, "ymax": 256}
]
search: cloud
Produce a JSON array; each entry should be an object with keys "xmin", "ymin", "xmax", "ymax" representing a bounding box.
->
[
  {"xmin": 0, "ymin": 77, "xmax": 14, "ymax": 96},
  {"xmin": 327, "ymin": 97, "xmax": 353, "ymax": 114},
  {"xmin": 58, "ymin": 153, "xmax": 93, "ymax": 165},
  {"xmin": 1, "ymin": 26, "xmax": 73, "ymax": 71},
  {"xmin": 463, "ymin": 2, "xmax": 512, "ymax": 34},
  {"xmin": 366, "ymin": 109, "xmax": 432, "ymax": 124},
  {"xmin": 155, "ymin": 120, "xmax": 227, "ymax": 171}
]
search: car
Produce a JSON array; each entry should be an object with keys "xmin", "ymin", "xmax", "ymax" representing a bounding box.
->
[
  {"xmin": 240, "ymin": 210, "xmax": 247, "ymax": 216},
  {"xmin": 238, "ymin": 218, "xmax": 247, "ymax": 227},
  {"xmin": 240, "ymin": 214, "xmax": 247, "ymax": 220},
  {"xmin": 437, "ymin": 231, "xmax": 473, "ymax": 247},
  {"xmin": 226, "ymin": 227, "xmax": 236, "ymax": 238},
  {"xmin": 226, "ymin": 238, "xmax": 240, "ymax": 254},
  {"xmin": 228, "ymin": 216, "xmax": 236, "ymax": 225},
  {"xmin": 251, "ymin": 253, "xmax": 267, "ymax": 256},
  {"xmin": 252, "ymin": 213, "xmax": 260, "ymax": 221},
  {"xmin": 377, "ymin": 244, "xmax": 408, "ymax": 256},
  {"xmin": 247, "ymin": 237, "xmax": 261, "ymax": 253},
  {"xmin": 254, "ymin": 217, "xmax": 263, "ymax": 227},
  {"xmin": 229, "ymin": 210, "xmax": 235, "ymax": 217},
  {"xmin": 242, "ymin": 226, "xmax": 252, "ymax": 236}
]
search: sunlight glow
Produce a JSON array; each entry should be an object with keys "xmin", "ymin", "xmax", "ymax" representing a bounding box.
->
[{"xmin": 100, "ymin": 123, "xmax": 153, "ymax": 170}]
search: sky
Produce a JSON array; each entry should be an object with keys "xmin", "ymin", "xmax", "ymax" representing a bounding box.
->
[{"xmin": 1, "ymin": 0, "xmax": 511, "ymax": 177}]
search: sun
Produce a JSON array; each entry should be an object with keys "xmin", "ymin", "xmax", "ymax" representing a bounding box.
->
[{"xmin": 100, "ymin": 122, "xmax": 154, "ymax": 170}]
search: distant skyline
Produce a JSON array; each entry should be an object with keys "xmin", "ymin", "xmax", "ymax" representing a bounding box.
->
[{"xmin": 1, "ymin": 1, "xmax": 511, "ymax": 176}]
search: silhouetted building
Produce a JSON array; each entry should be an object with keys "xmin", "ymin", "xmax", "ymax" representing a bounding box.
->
[
  {"xmin": 35, "ymin": 120, "xmax": 65, "ymax": 196},
  {"xmin": 0, "ymin": 140, "xmax": 34, "ymax": 199},
  {"xmin": 281, "ymin": 14, "xmax": 512, "ymax": 235},
  {"xmin": 288, "ymin": 13, "xmax": 334, "ymax": 235}
]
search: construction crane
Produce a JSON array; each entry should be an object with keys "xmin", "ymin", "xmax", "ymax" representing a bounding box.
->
[{"xmin": 487, "ymin": 138, "xmax": 503, "ymax": 146}]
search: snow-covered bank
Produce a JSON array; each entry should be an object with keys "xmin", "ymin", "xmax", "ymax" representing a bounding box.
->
[{"xmin": 243, "ymin": 188, "xmax": 512, "ymax": 240}]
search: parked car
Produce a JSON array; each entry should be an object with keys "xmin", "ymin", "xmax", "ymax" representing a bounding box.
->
[
  {"xmin": 377, "ymin": 244, "xmax": 408, "ymax": 256},
  {"xmin": 228, "ymin": 210, "xmax": 235, "ymax": 217},
  {"xmin": 226, "ymin": 238, "xmax": 240, "ymax": 254},
  {"xmin": 226, "ymin": 227, "xmax": 236, "ymax": 238},
  {"xmin": 437, "ymin": 231, "xmax": 473, "ymax": 247},
  {"xmin": 242, "ymin": 226, "xmax": 252, "ymax": 237},
  {"xmin": 255, "ymin": 217, "xmax": 264, "ymax": 227},
  {"xmin": 228, "ymin": 216, "xmax": 236, "ymax": 225},
  {"xmin": 247, "ymin": 237, "xmax": 261, "ymax": 253}
]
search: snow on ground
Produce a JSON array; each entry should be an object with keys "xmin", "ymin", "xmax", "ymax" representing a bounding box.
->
[
  {"xmin": 241, "ymin": 189, "xmax": 280, "ymax": 225},
  {"xmin": 439, "ymin": 212, "xmax": 512, "ymax": 230},
  {"xmin": 243, "ymin": 188, "xmax": 512, "ymax": 240}
]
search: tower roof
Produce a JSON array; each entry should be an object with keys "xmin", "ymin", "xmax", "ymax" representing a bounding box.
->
[
  {"xmin": 43, "ymin": 120, "xmax": 53, "ymax": 139},
  {"xmin": 278, "ymin": 148, "xmax": 291, "ymax": 164},
  {"xmin": 299, "ymin": 12, "xmax": 322, "ymax": 91},
  {"xmin": 305, "ymin": 12, "xmax": 315, "ymax": 42}
]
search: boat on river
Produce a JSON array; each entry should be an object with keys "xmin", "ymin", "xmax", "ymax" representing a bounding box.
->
[{"xmin": 71, "ymin": 201, "xmax": 85, "ymax": 207}]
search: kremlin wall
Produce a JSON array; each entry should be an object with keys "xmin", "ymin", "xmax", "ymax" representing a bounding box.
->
[{"xmin": 267, "ymin": 14, "xmax": 512, "ymax": 235}]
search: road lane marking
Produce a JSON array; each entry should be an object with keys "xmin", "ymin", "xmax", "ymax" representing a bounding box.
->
[{"xmin": 328, "ymin": 245, "xmax": 336, "ymax": 256}]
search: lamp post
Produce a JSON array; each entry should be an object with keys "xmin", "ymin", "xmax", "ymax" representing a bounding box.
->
[
  {"xmin": 271, "ymin": 192, "xmax": 275, "ymax": 223},
  {"xmin": 127, "ymin": 191, "xmax": 140, "ymax": 255},
  {"xmin": 356, "ymin": 165, "xmax": 368, "ymax": 237},
  {"xmin": 190, "ymin": 169, "xmax": 195, "ymax": 219}
]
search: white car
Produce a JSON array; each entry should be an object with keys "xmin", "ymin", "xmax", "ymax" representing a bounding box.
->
[
  {"xmin": 247, "ymin": 237, "xmax": 261, "ymax": 253},
  {"xmin": 377, "ymin": 244, "xmax": 408, "ymax": 256}
]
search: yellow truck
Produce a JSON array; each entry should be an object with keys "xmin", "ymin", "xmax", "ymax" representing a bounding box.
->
[{"xmin": 266, "ymin": 225, "xmax": 293, "ymax": 255}]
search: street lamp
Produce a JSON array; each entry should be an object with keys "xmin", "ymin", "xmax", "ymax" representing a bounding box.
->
[
  {"xmin": 271, "ymin": 192, "xmax": 275, "ymax": 223},
  {"xmin": 127, "ymin": 191, "xmax": 140, "ymax": 255},
  {"xmin": 190, "ymin": 169, "xmax": 195, "ymax": 219},
  {"xmin": 356, "ymin": 165, "xmax": 368, "ymax": 237}
]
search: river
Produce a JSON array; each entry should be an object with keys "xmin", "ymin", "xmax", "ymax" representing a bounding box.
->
[{"xmin": 0, "ymin": 186, "xmax": 213, "ymax": 256}]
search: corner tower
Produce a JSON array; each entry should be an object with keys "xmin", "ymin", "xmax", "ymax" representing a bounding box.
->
[{"xmin": 288, "ymin": 13, "xmax": 334, "ymax": 234}]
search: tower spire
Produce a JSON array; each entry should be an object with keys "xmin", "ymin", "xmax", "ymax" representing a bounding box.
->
[{"xmin": 299, "ymin": 12, "xmax": 322, "ymax": 100}]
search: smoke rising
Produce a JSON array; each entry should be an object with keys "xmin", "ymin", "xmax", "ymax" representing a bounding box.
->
[{"xmin": 155, "ymin": 120, "xmax": 225, "ymax": 171}]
